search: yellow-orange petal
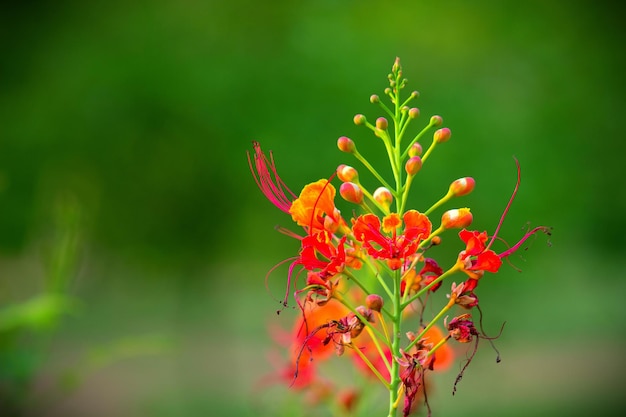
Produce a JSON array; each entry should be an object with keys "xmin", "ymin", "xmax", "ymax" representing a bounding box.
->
[
  {"xmin": 289, "ymin": 179, "xmax": 337, "ymax": 228},
  {"xmin": 291, "ymin": 300, "xmax": 349, "ymax": 363},
  {"xmin": 423, "ymin": 326, "xmax": 454, "ymax": 371},
  {"xmin": 382, "ymin": 213, "xmax": 402, "ymax": 233}
]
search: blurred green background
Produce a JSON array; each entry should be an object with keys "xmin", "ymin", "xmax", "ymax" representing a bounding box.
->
[{"xmin": 0, "ymin": 0, "xmax": 624, "ymax": 416}]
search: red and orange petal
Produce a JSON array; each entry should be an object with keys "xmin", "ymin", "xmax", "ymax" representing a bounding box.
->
[
  {"xmin": 291, "ymin": 300, "xmax": 350, "ymax": 363},
  {"xmin": 459, "ymin": 229, "xmax": 489, "ymax": 258},
  {"xmin": 473, "ymin": 250, "xmax": 502, "ymax": 273},
  {"xmin": 402, "ymin": 210, "xmax": 432, "ymax": 242},
  {"xmin": 382, "ymin": 213, "xmax": 402, "ymax": 233},
  {"xmin": 352, "ymin": 213, "xmax": 382, "ymax": 243},
  {"xmin": 299, "ymin": 232, "xmax": 346, "ymax": 276},
  {"xmin": 289, "ymin": 180, "xmax": 338, "ymax": 230}
]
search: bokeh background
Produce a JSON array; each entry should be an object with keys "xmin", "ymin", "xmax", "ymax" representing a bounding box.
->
[{"xmin": 1, "ymin": 0, "xmax": 624, "ymax": 416}]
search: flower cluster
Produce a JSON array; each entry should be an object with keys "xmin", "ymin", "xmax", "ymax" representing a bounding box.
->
[{"xmin": 249, "ymin": 58, "xmax": 550, "ymax": 416}]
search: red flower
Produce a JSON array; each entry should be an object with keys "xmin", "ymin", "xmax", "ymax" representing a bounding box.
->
[
  {"xmin": 352, "ymin": 210, "xmax": 431, "ymax": 270},
  {"xmin": 300, "ymin": 232, "xmax": 346, "ymax": 279},
  {"xmin": 397, "ymin": 326, "xmax": 453, "ymax": 416},
  {"xmin": 446, "ymin": 313, "xmax": 478, "ymax": 343},
  {"xmin": 458, "ymin": 229, "xmax": 503, "ymax": 276},
  {"xmin": 400, "ymin": 258, "xmax": 444, "ymax": 295}
]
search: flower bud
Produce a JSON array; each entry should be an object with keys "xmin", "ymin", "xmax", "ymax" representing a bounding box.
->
[
  {"xmin": 340, "ymin": 182, "xmax": 363, "ymax": 204},
  {"xmin": 434, "ymin": 127, "xmax": 451, "ymax": 144},
  {"xmin": 337, "ymin": 164, "xmax": 358, "ymax": 182},
  {"xmin": 353, "ymin": 114, "xmax": 366, "ymax": 125},
  {"xmin": 449, "ymin": 177, "xmax": 475, "ymax": 197},
  {"xmin": 441, "ymin": 208, "xmax": 473, "ymax": 229},
  {"xmin": 373, "ymin": 187, "xmax": 393, "ymax": 209},
  {"xmin": 408, "ymin": 142, "xmax": 422, "ymax": 157},
  {"xmin": 370, "ymin": 94, "xmax": 379, "ymax": 103},
  {"xmin": 430, "ymin": 115, "xmax": 443, "ymax": 127},
  {"xmin": 375, "ymin": 117, "xmax": 388, "ymax": 130},
  {"xmin": 408, "ymin": 107, "xmax": 420, "ymax": 119},
  {"xmin": 365, "ymin": 294, "xmax": 384, "ymax": 312},
  {"xmin": 405, "ymin": 156, "xmax": 423, "ymax": 176},
  {"xmin": 446, "ymin": 313, "xmax": 477, "ymax": 343},
  {"xmin": 337, "ymin": 136, "xmax": 355, "ymax": 153},
  {"xmin": 410, "ymin": 91, "xmax": 419, "ymax": 99},
  {"xmin": 355, "ymin": 305, "xmax": 375, "ymax": 323},
  {"xmin": 392, "ymin": 56, "xmax": 401, "ymax": 73}
]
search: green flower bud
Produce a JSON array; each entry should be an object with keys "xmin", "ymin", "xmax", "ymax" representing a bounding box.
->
[
  {"xmin": 408, "ymin": 142, "xmax": 423, "ymax": 157},
  {"xmin": 430, "ymin": 115, "xmax": 443, "ymax": 127},
  {"xmin": 353, "ymin": 114, "xmax": 367, "ymax": 125},
  {"xmin": 408, "ymin": 107, "xmax": 420, "ymax": 119},
  {"xmin": 370, "ymin": 94, "xmax": 380, "ymax": 103}
]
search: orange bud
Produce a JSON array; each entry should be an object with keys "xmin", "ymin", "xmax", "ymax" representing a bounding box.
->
[
  {"xmin": 434, "ymin": 127, "xmax": 451, "ymax": 144},
  {"xmin": 340, "ymin": 182, "xmax": 363, "ymax": 204},
  {"xmin": 441, "ymin": 208, "xmax": 473, "ymax": 229},
  {"xmin": 337, "ymin": 164, "xmax": 358, "ymax": 182},
  {"xmin": 376, "ymin": 117, "xmax": 388, "ymax": 130},
  {"xmin": 405, "ymin": 156, "xmax": 423, "ymax": 176},
  {"xmin": 353, "ymin": 114, "xmax": 366, "ymax": 125},
  {"xmin": 365, "ymin": 294, "xmax": 384, "ymax": 312},
  {"xmin": 408, "ymin": 107, "xmax": 420, "ymax": 119},
  {"xmin": 408, "ymin": 142, "xmax": 423, "ymax": 157},
  {"xmin": 337, "ymin": 136, "xmax": 356, "ymax": 153},
  {"xmin": 449, "ymin": 177, "xmax": 475, "ymax": 197}
]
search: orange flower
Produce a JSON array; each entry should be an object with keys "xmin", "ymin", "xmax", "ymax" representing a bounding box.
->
[
  {"xmin": 289, "ymin": 179, "xmax": 340, "ymax": 232},
  {"xmin": 291, "ymin": 300, "xmax": 350, "ymax": 373},
  {"xmin": 421, "ymin": 325, "xmax": 453, "ymax": 371}
]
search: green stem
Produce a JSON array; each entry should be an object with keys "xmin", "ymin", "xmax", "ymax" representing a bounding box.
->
[
  {"xmin": 405, "ymin": 297, "xmax": 455, "ymax": 352},
  {"xmin": 424, "ymin": 190, "xmax": 453, "ymax": 216},
  {"xmin": 401, "ymin": 263, "xmax": 460, "ymax": 310},
  {"xmin": 398, "ymin": 174, "xmax": 415, "ymax": 214},
  {"xmin": 426, "ymin": 335, "xmax": 452, "ymax": 358},
  {"xmin": 387, "ymin": 269, "xmax": 402, "ymax": 417},
  {"xmin": 359, "ymin": 256, "xmax": 394, "ymax": 300},
  {"xmin": 336, "ymin": 294, "xmax": 390, "ymax": 349},
  {"xmin": 401, "ymin": 122, "xmax": 435, "ymax": 160},
  {"xmin": 420, "ymin": 139, "xmax": 437, "ymax": 163},
  {"xmin": 349, "ymin": 341, "xmax": 390, "ymax": 388},
  {"xmin": 353, "ymin": 149, "xmax": 394, "ymax": 191}
]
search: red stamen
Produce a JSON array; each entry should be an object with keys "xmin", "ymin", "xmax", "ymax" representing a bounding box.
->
[
  {"xmin": 486, "ymin": 157, "xmax": 521, "ymax": 251},
  {"xmin": 248, "ymin": 141, "xmax": 297, "ymax": 213},
  {"xmin": 498, "ymin": 226, "xmax": 552, "ymax": 259}
]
